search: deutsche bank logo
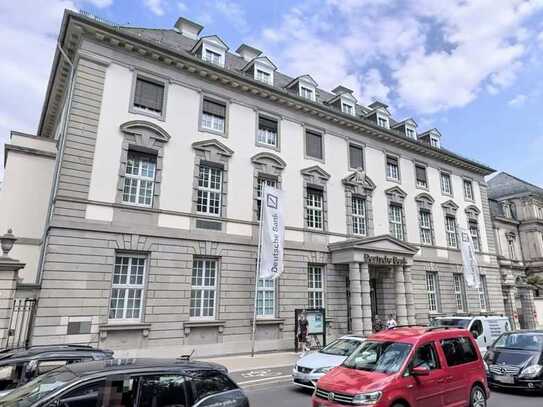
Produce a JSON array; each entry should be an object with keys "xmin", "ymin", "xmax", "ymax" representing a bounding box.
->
[{"xmin": 266, "ymin": 193, "xmax": 278, "ymax": 209}]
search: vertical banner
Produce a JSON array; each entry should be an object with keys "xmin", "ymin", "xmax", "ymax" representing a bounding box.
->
[
  {"xmin": 259, "ymin": 185, "xmax": 285, "ymax": 280},
  {"xmin": 459, "ymin": 227, "xmax": 480, "ymax": 289}
]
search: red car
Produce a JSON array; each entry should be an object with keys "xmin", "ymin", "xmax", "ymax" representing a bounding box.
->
[{"xmin": 313, "ymin": 326, "xmax": 488, "ymax": 407}]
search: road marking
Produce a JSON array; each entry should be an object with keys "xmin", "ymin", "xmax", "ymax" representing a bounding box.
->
[{"xmin": 238, "ymin": 374, "xmax": 293, "ymax": 386}]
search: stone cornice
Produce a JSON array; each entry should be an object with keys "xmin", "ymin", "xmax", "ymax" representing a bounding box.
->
[
  {"xmin": 41, "ymin": 11, "xmax": 495, "ymax": 176},
  {"xmin": 4, "ymin": 144, "xmax": 57, "ymax": 166}
]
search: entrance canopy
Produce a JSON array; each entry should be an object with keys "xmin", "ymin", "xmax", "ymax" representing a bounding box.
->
[{"xmin": 328, "ymin": 234, "xmax": 419, "ymax": 265}]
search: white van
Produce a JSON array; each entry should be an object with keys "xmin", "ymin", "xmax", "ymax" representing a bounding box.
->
[{"xmin": 430, "ymin": 315, "xmax": 512, "ymax": 354}]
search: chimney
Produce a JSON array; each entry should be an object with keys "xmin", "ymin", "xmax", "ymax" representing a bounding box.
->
[
  {"xmin": 236, "ymin": 44, "xmax": 262, "ymax": 62},
  {"xmin": 174, "ymin": 17, "xmax": 204, "ymax": 40}
]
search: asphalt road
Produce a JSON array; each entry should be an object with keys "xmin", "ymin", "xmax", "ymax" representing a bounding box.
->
[{"xmin": 231, "ymin": 366, "xmax": 543, "ymax": 407}]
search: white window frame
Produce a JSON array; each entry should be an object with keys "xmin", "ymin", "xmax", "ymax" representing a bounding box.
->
[
  {"xmin": 389, "ymin": 204, "xmax": 404, "ymax": 241},
  {"xmin": 308, "ymin": 265, "xmax": 324, "ymax": 309},
  {"xmin": 464, "ymin": 180, "xmax": 474, "ymax": 201},
  {"xmin": 507, "ymin": 236, "xmax": 517, "ymax": 260},
  {"xmin": 446, "ymin": 216, "xmax": 458, "ymax": 248},
  {"xmin": 256, "ymin": 115, "xmax": 278, "ymax": 148},
  {"xmin": 426, "ymin": 272, "xmax": 439, "ymax": 313},
  {"xmin": 453, "ymin": 274, "xmax": 466, "ymax": 313},
  {"xmin": 440, "ymin": 172, "xmax": 452, "ymax": 195},
  {"xmin": 203, "ymin": 47, "xmax": 223, "ymax": 66},
  {"xmin": 349, "ymin": 143, "xmax": 364, "ymax": 170},
  {"xmin": 299, "ymin": 85, "xmax": 315, "ymax": 101},
  {"xmin": 352, "ymin": 196, "xmax": 367, "ymax": 236},
  {"xmin": 190, "ymin": 259, "xmax": 218, "ymax": 320},
  {"xmin": 386, "ymin": 155, "xmax": 400, "ymax": 181},
  {"xmin": 430, "ymin": 136, "xmax": 440, "ymax": 148},
  {"xmin": 196, "ymin": 165, "xmax": 223, "ymax": 216},
  {"xmin": 469, "ymin": 220, "xmax": 481, "ymax": 252},
  {"xmin": 342, "ymin": 102, "xmax": 354, "ymax": 115},
  {"xmin": 122, "ymin": 151, "xmax": 156, "ymax": 208},
  {"xmin": 420, "ymin": 209, "xmax": 433, "ymax": 245},
  {"xmin": 201, "ymin": 113, "xmax": 225, "ymax": 133},
  {"xmin": 109, "ymin": 255, "xmax": 146, "ymax": 322},
  {"xmin": 255, "ymin": 68, "xmax": 272, "ymax": 84},
  {"xmin": 256, "ymin": 278, "xmax": 276, "ymax": 318},
  {"xmin": 377, "ymin": 113, "xmax": 389, "ymax": 128},
  {"xmin": 256, "ymin": 177, "xmax": 277, "ymax": 220},
  {"xmin": 415, "ymin": 165, "xmax": 428, "ymax": 189},
  {"xmin": 306, "ymin": 188, "xmax": 324, "ymax": 230},
  {"xmin": 406, "ymin": 127, "xmax": 416, "ymax": 139},
  {"xmin": 479, "ymin": 275, "xmax": 489, "ymax": 312}
]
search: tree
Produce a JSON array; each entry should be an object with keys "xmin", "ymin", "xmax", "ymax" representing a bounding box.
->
[{"xmin": 527, "ymin": 274, "xmax": 543, "ymax": 290}]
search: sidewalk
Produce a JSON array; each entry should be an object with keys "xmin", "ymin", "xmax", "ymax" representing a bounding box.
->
[{"xmin": 201, "ymin": 351, "xmax": 299, "ymax": 372}]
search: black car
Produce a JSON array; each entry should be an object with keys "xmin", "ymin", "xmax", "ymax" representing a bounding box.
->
[
  {"xmin": 0, "ymin": 345, "xmax": 113, "ymax": 395},
  {"xmin": 0, "ymin": 358, "xmax": 249, "ymax": 407},
  {"xmin": 484, "ymin": 330, "xmax": 543, "ymax": 393}
]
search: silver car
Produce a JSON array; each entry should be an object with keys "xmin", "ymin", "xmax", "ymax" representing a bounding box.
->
[{"xmin": 292, "ymin": 335, "xmax": 365, "ymax": 389}]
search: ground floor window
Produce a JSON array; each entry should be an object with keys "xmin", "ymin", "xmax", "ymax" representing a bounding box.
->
[
  {"xmin": 454, "ymin": 274, "xmax": 467, "ymax": 312},
  {"xmin": 257, "ymin": 278, "xmax": 275, "ymax": 318},
  {"xmin": 479, "ymin": 275, "xmax": 489, "ymax": 311},
  {"xmin": 308, "ymin": 265, "xmax": 324, "ymax": 308},
  {"xmin": 109, "ymin": 255, "xmax": 146, "ymax": 321},
  {"xmin": 426, "ymin": 272, "xmax": 440, "ymax": 313},
  {"xmin": 190, "ymin": 259, "xmax": 217, "ymax": 319}
]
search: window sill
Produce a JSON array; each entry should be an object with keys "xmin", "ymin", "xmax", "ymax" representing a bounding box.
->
[
  {"xmin": 386, "ymin": 177, "xmax": 401, "ymax": 184},
  {"xmin": 416, "ymin": 185, "xmax": 429, "ymax": 191},
  {"xmin": 251, "ymin": 318, "xmax": 285, "ymax": 329},
  {"xmin": 129, "ymin": 106, "xmax": 165, "ymax": 122},
  {"xmin": 255, "ymin": 141, "xmax": 280, "ymax": 152},
  {"xmin": 99, "ymin": 322, "xmax": 151, "ymax": 339},
  {"xmin": 199, "ymin": 127, "xmax": 227, "ymax": 138},
  {"xmin": 184, "ymin": 320, "xmax": 226, "ymax": 335}
]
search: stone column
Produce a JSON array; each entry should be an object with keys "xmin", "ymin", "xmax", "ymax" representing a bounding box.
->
[
  {"xmin": 404, "ymin": 265, "xmax": 416, "ymax": 325},
  {"xmin": 519, "ymin": 286, "xmax": 537, "ymax": 329},
  {"xmin": 360, "ymin": 263, "xmax": 373, "ymax": 336},
  {"xmin": 394, "ymin": 266, "xmax": 408, "ymax": 326},
  {"xmin": 349, "ymin": 263, "xmax": 363, "ymax": 335},
  {"xmin": 503, "ymin": 286, "xmax": 520, "ymax": 330}
]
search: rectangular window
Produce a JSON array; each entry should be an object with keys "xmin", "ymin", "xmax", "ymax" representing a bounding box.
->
[
  {"xmin": 308, "ymin": 265, "xmax": 324, "ymax": 308},
  {"xmin": 441, "ymin": 337, "xmax": 478, "ymax": 366},
  {"xmin": 256, "ymin": 177, "xmax": 277, "ymax": 220},
  {"xmin": 454, "ymin": 274, "xmax": 466, "ymax": 312},
  {"xmin": 201, "ymin": 98, "xmax": 226, "ymax": 133},
  {"xmin": 257, "ymin": 116, "xmax": 278, "ymax": 147},
  {"xmin": 479, "ymin": 275, "xmax": 489, "ymax": 311},
  {"xmin": 386, "ymin": 156, "xmax": 400, "ymax": 180},
  {"xmin": 389, "ymin": 204, "xmax": 404, "ymax": 241},
  {"xmin": 415, "ymin": 165, "xmax": 428, "ymax": 188},
  {"xmin": 446, "ymin": 216, "xmax": 458, "ymax": 248},
  {"xmin": 197, "ymin": 165, "xmax": 223, "ymax": 216},
  {"xmin": 419, "ymin": 210, "xmax": 433, "ymax": 245},
  {"xmin": 430, "ymin": 137, "xmax": 440, "ymax": 148},
  {"xmin": 469, "ymin": 220, "xmax": 481, "ymax": 252},
  {"xmin": 464, "ymin": 180, "xmax": 474, "ymax": 200},
  {"xmin": 406, "ymin": 128, "xmax": 416, "ymax": 139},
  {"xmin": 306, "ymin": 188, "xmax": 323, "ymax": 230},
  {"xmin": 342, "ymin": 103, "xmax": 354, "ymax": 115},
  {"xmin": 507, "ymin": 237, "xmax": 517, "ymax": 260},
  {"xmin": 440, "ymin": 172, "xmax": 452, "ymax": 195},
  {"xmin": 109, "ymin": 255, "xmax": 146, "ymax": 321},
  {"xmin": 122, "ymin": 151, "xmax": 156, "ymax": 207},
  {"xmin": 256, "ymin": 69, "xmax": 271, "ymax": 84},
  {"xmin": 190, "ymin": 259, "xmax": 217, "ymax": 319},
  {"xmin": 256, "ymin": 278, "xmax": 275, "ymax": 317},
  {"xmin": 300, "ymin": 86, "xmax": 314, "ymax": 100},
  {"xmin": 133, "ymin": 77, "xmax": 164, "ymax": 114},
  {"xmin": 204, "ymin": 48, "xmax": 222, "ymax": 65},
  {"xmin": 305, "ymin": 130, "xmax": 323, "ymax": 160},
  {"xmin": 352, "ymin": 196, "xmax": 367, "ymax": 236},
  {"xmin": 377, "ymin": 116, "xmax": 389, "ymax": 128},
  {"xmin": 349, "ymin": 144, "xmax": 364, "ymax": 170},
  {"xmin": 426, "ymin": 272, "xmax": 439, "ymax": 313}
]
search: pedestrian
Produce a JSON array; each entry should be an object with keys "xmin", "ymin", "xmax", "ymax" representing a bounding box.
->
[
  {"xmin": 373, "ymin": 315, "xmax": 384, "ymax": 332},
  {"xmin": 386, "ymin": 313, "xmax": 397, "ymax": 329},
  {"xmin": 297, "ymin": 311, "xmax": 309, "ymax": 353}
]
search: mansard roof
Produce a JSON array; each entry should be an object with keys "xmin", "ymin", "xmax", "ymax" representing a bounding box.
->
[{"xmin": 488, "ymin": 172, "xmax": 543, "ymax": 200}]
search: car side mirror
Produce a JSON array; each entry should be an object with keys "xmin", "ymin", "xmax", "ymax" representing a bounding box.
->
[{"xmin": 411, "ymin": 366, "xmax": 430, "ymax": 377}]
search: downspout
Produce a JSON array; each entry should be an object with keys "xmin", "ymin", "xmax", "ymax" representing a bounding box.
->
[{"xmin": 36, "ymin": 42, "xmax": 76, "ymax": 285}]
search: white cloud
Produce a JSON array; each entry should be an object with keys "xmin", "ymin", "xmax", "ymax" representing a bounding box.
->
[
  {"xmin": 84, "ymin": 0, "xmax": 113, "ymax": 7},
  {"xmin": 215, "ymin": 1, "xmax": 248, "ymax": 33},
  {"xmin": 143, "ymin": 0, "xmax": 164, "ymax": 16},
  {"xmin": 508, "ymin": 93, "xmax": 527, "ymax": 106},
  {"xmin": 177, "ymin": 2, "xmax": 187, "ymax": 12}
]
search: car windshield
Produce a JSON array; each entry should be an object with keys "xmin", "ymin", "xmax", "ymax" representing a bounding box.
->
[
  {"xmin": 320, "ymin": 338, "xmax": 362, "ymax": 356},
  {"xmin": 343, "ymin": 341, "xmax": 412, "ymax": 374},
  {"xmin": 493, "ymin": 333, "xmax": 543, "ymax": 351},
  {"xmin": 0, "ymin": 368, "xmax": 76, "ymax": 407},
  {"xmin": 430, "ymin": 318, "xmax": 470, "ymax": 328}
]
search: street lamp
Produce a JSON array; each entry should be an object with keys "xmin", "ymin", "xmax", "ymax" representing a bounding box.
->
[{"xmin": 0, "ymin": 229, "xmax": 17, "ymax": 257}]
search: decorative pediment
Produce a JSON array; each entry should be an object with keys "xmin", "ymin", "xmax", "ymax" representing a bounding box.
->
[
  {"xmin": 301, "ymin": 165, "xmax": 331, "ymax": 181},
  {"xmin": 465, "ymin": 204, "xmax": 481, "ymax": 220},
  {"xmin": 385, "ymin": 186, "xmax": 407, "ymax": 198},
  {"xmin": 251, "ymin": 152, "xmax": 286, "ymax": 170},
  {"xmin": 415, "ymin": 192, "xmax": 434, "ymax": 204},
  {"xmin": 120, "ymin": 120, "xmax": 170, "ymax": 143},
  {"xmin": 441, "ymin": 199, "xmax": 459, "ymax": 215},
  {"xmin": 192, "ymin": 139, "xmax": 233, "ymax": 157},
  {"xmin": 342, "ymin": 170, "xmax": 376, "ymax": 191},
  {"xmin": 329, "ymin": 234, "xmax": 419, "ymax": 264}
]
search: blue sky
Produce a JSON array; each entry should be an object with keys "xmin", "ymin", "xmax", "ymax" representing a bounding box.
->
[{"xmin": 1, "ymin": 0, "xmax": 543, "ymax": 185}]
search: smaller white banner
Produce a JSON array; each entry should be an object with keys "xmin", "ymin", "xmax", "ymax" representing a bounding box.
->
[
  {"xmin": 259, "ymin": 185, "xmax": 285, "ymax": 280},
  {"xmin": 459, "ymin": 227, "xmax": 480, "ymax": 289}
]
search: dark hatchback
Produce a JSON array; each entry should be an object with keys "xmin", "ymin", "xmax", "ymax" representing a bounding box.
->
[
  {"xmin": 0, "ymin": 358, "xmax": 249, "ymax": 407},
  {"xmin": 0, "ymin": 345, "xmax": 113, "ymax": 396},
  {"xmin": 484, "ymin": 330, "xmax": 543, "ymax": 393}
]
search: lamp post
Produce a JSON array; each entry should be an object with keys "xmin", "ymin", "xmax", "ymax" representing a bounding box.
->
[{"xmin": 0, "ymin": 229, "xmax": 17, "ymax": 257}]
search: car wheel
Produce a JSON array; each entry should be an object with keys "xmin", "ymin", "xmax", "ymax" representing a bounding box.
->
[{"xmin": 470, "ymin": 385, "xmax": 486, "ymax": 407}]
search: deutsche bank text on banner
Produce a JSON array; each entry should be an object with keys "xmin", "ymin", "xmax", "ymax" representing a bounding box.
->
[{"xmin": 259, "ymin": 185, "xmax": 285, "ymax": 280}]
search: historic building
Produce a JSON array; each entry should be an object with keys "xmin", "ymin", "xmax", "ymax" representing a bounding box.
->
[
  {"xmin": 0, "ymin": 11, "xmax": 504, "ymax": 356},
  {"xmin": 488, "ymin": 172, "xmax": 543, "ymax": 329}
]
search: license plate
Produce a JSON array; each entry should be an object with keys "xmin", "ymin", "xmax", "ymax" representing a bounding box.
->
[{"xmin": 494, "ymin": 375, "xmax": 514, "ymax": 384}]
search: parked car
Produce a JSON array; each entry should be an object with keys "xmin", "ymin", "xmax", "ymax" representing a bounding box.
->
[
  {"xmin": 313, "ymin": 326, "xmax": 489, "ymax": 407},
  {"xmin": 431, "ymin": 315, "xmax": 511, "ymax": 354},
  {"xmin": 0, "ymin": 344, "xmax": 113, "ymax": 397},
  {"xmin": 0, "ymin": 358, "xmax": 248, "ymax": 407},
  {"xmin": 292, "ymin": 335, "xmax": 365, "ymax": 389},
  {"xmin": 484, "ymin": 330, "xmax": 543, "ymax": 393}
]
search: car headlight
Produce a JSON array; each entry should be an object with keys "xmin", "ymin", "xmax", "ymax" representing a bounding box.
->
[
  {"xmin": 352, "ymin": 391, "xmax": 382, "ymax": 405},
  {"xmin": 519, "ymin": 365, "xmax": 542, "ymax": 379},
  {"xmin": 313, "ymin": 366, "xmax": 333, "ymax": 374}
]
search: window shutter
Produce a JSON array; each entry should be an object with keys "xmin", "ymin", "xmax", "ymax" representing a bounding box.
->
[
  {"xmin": 349, "ymin": 145, "xmax": 364, "ymax": 169},
  {"xmin": 134, "ymin": 78, "xmax": 164, "ymax": 112},
  {"xmin": 416, "ymin": 165, "xmax": 426, "ymax": 182},
  {"xmin": 203, "ymin": 99, "xmax": 226, "ymax": 118},
  {"xmin": 306, "ymin": 131, "xmax": 323, "ymax": 159},
  {"xmin": 259, "ymin": 116, "xmax": 278, "ymax": 132}
]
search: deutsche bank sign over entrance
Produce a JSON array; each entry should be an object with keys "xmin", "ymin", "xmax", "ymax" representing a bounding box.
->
[{"xmin": 364, "ymin": 253, "xmax": 407, "ymax": 265}]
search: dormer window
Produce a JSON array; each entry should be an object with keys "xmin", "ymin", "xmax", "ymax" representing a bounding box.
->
[
  {"xmin": 192, "ymin": 35, "xmax": 229, "ymax": 68},
  {"xmin": 300, "ymin": 85, "xmax": 315, "ymax": 101},
  {"xmin": 377, "ymin": 115, "xmax": 389, "ymax": 128},
  {"xmin": 256, "ymin": 69, "xmax": 271, "ymax": 84},
  {"xmin": 406, "ymin": 127, "xmax": 416, "ymax": 139},
  {"xmin": 204, "ymin": 48, "xmax": 222, "ymax": 65},
  {"xmin": 342, "ymin": 103, "xmax": 354, "ymax": 115},
  {"xmin": 430, "ymin": 136, "xmax": 440, "ymax": 148}
]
